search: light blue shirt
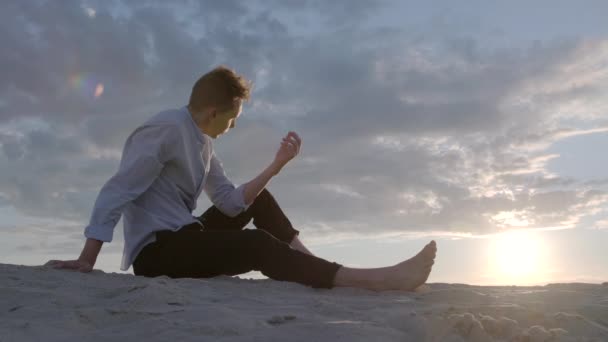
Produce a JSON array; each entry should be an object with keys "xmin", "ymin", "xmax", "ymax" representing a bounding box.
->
[{"xmin": 84, "ymin": 106, "xmax": 250, "ymax": 271}]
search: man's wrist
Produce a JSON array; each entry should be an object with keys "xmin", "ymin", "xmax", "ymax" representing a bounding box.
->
[
  {"xmin": 78, "ymin": 238, "xmax": 102, "ymax": 265},
  {"xmin": 269, "ymin": 160, "xmax": 283, "ymax": 175},
  {"xmin": 78, "ymin": 256, "xmax": 95, "ymax": 265}
]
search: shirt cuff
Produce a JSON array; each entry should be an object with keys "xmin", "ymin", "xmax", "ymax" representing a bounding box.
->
[
  {"xmin": 236, "ymin": 183, "xmax": 252, "ymax": 212},
  {"xmin": 84, "ymin": 224, "xmax": 113, "ymax": 243}
]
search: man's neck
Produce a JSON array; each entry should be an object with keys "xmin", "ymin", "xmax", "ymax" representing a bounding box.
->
[{"xmin": 187, "ymin": 105, "xmax": 209, "ymax": 133}]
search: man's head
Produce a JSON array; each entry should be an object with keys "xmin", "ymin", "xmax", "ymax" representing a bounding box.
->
[{"xmin": 188, "ymin": 65, "xmax": 252, "ymax": 139}]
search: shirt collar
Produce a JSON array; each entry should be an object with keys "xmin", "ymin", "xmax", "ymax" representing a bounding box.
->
[{"xmin": 182, "ymin": 105, "xmax": 211, "ymax": 146}]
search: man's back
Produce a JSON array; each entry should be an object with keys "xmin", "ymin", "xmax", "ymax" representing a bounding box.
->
[{"xmin": 83, "ymin": 106, "xmax": 247, "ymax": 272}]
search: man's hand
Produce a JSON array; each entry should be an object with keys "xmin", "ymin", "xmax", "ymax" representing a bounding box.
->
[
  {"xmin": 44, "ymin": 259, "xmax": 93, "ymax": 273},
  {"xmin": 274, "ymin": 131, "xmax": 301, "ymax": 170},
  {"xmin": 243, "ymin": 131, "xmax": 303, "ymax": 205},
  {"xmin": 45, "ymin": 238, "xmax": 102, "ymax": 273}
]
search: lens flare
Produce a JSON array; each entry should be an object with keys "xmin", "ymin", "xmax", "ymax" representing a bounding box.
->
[
  {"xmin": 68, "ymin": 72, "xmax": 104, "ymax": 100},
  {"xmin": 94, "ymin": 83, "xmax": 104, "ymax": 98}
]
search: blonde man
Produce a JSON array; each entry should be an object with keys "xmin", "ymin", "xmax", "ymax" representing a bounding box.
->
[{"xmin": 46, "ymin": 66, "xmax": 437, "ymax": 291}]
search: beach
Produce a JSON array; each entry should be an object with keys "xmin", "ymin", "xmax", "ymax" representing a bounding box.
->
[{"xmin": 1, "ymin": 262, "xmax": 607, "ymax": 341}]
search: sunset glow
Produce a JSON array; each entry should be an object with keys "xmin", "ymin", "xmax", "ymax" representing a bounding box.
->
[{"xmin": 487, "ymin": 230, "xmax": 547, "ymax": 285}]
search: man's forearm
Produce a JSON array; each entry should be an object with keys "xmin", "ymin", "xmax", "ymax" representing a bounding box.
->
[
  {"xmin": 78, "ymin": 238, "xmax": 103, "ymax": 266},
  {"xmin": 242, "ymin": 161, "xmax": 282, "ymax": 206}
]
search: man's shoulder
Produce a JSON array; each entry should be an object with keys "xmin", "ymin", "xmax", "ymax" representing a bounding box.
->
[
  {"xmin": 142, "ymin": 107, "xmax": 186, "ymax": 127},
  {"xmin": 126, "ymin": 108, "xmax": 185, "ymax": 143}
]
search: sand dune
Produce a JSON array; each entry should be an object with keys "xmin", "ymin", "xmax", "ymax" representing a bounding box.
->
[{"xmin": 1, "ymin": 263, "xmax": 607, "ymax": 341}]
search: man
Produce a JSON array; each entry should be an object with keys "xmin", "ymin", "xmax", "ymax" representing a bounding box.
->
[{"xmin": 46, "ymin": 65, "xmax": 437, "ymax": 291}]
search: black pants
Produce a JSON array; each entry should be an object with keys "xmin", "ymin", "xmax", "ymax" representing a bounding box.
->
[{"xmin": 133, "ymin": 189, "xmax": 342, "ymax": 289}]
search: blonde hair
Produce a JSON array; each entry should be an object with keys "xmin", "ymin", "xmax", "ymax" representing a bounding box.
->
[{"xmin": 188, "ymin": 65, "xmax": 252, "ymax": 112}]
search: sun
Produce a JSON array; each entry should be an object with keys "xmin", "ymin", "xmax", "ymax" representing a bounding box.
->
[{"xmin": 487, "ymin": 230, "xmax": 546, "ymax": 285}]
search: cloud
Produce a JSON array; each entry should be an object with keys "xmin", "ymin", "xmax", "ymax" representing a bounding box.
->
[
  {"xmin": 594, "ymin": 219, "xmax": 608, "ymax": 230},
  {"xmin": 0, "ymin": 0, "xmax": 606, "ymax": 242}
]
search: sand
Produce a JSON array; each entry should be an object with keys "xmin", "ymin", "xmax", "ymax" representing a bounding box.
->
[{"xmin": 1, "ymin": 263, "xmax": 607, "ymax": 341}]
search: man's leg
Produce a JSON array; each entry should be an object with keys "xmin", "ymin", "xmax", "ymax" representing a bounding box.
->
[
  {"xmin": 136, "ymin": 227, "xmax": 342, "ymax": 289},
  {"xmin": 134, "ymin": 227, "xmax": 438, "ymax": 291},
  {"xmin": 197, "ymin": 188, "xmax": 300, "ymax": 244},
  {"xmin": 288, "ymin": 234, "xmax": 316, "ymax": 256}
]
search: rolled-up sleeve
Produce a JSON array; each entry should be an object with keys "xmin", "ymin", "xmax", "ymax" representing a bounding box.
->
[
  {"xmin": 84, "ymin": 124, "xmax": 176, "ymax": 242},
  {"xmin": 203, "ymin": 151, "xmax": 251, "ymax": 217}
]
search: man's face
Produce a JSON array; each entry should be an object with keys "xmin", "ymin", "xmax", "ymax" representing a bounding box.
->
[{"xmin": 210, "ymin": 101, "xmax": 242, "ymax": 138}]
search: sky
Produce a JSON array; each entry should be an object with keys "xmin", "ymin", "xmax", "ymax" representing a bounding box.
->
[{"xmin": 1, "ymin": 0, "xmax": 607, "ymax": 286}]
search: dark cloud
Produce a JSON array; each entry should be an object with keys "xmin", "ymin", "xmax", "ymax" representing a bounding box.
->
[{"xmin": 0, "ymin": 0, "xmax": 606, "ymax": 240}]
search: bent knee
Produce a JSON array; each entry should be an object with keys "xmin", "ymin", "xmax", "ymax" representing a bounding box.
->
[
  {"xmin": 253, "ymin": 188, "xmax": 273, "ymax": 202},
  {"xmin": 247, "ymin": 229, "xmax": 279, "ymax": 245}
]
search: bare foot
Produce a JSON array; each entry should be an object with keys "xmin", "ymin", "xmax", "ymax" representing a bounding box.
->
[
  {"xmin": 331, "ymin": 240, "xmax": 438, "ymax": 291},
  {"xmin": 376, "ymin": 240, "xmax": 437, "ymax": 291}
]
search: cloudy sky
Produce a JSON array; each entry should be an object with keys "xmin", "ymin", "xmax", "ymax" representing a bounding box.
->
[{"xmin": 1, "ymin": 0, "xmax": 607, "ymax": 285}]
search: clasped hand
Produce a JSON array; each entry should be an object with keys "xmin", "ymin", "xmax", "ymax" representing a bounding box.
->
[{"xmin": 274, "ymin": 131, "xmax": 302, "ymax": 168}]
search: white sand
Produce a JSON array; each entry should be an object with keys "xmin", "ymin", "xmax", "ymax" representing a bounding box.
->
[{"xmin": 1, "ymin": 263, "xmax": 607, "ymax": 342}]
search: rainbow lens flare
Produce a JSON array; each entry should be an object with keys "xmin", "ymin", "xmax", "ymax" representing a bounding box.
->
[{"xmin": 68, "ymin": 72, "xmax": 104, "ymax": 99}]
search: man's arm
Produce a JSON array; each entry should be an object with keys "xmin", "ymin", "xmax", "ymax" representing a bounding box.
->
[
  {"xmin": 46, "ymin": 124, "xmax": 176, "ymax": 272},
  {"xmin": 46, "ymin": 238, "xmax": 102, "ymax": 272},
  {"xmin": 242, "ymin": 131, "xmax": 301, "ymax": 204},
  {"xmin": 78, "ymin": 238, "xmax": 103, "ymax": 266},
  {"xmin": 84, "ymin": 124, "xmax": 175, "ymax": 243},
  {"xmin": 206, "ymin": 131, "xmax": 302, "ymax": 216},
  {"xmin": 241, "ymin": 132, "xmax": 314, "ymax": 254},
  {"xmin": 242, "ymin": 161, "xmax": 281, "ymax": 206},
  {"xmin": 243, "ymin": 131, "xmax": 302, "ymax": 205}
]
